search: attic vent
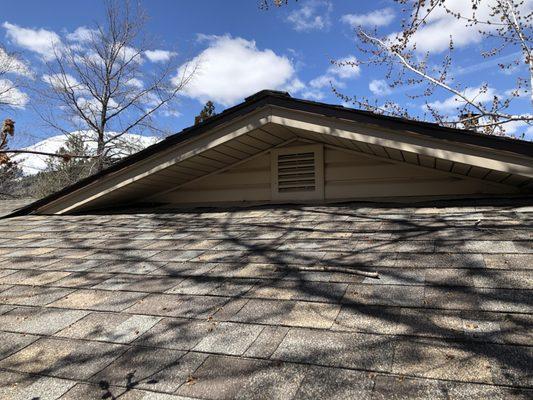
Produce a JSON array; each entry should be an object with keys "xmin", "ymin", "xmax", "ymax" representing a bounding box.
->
[
  {"xmin": 271, "ymin": 144, "xmax": 324, "ymax": 201},
  {"xmin": 277, "ymin": 152, "xmax": 316, "ymax": 193}
]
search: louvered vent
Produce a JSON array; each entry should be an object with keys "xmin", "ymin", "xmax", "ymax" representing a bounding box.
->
[{"xmin": 277, "ymin": 151, "xmax": 316, "ymax": 193}]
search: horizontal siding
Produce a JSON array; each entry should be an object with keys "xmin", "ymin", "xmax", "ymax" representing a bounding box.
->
[
  {"xmin": 155, "ymin": 154, "xmax": 271, "ymax": 204},
  {"xmin": 323, "ymin": 148, "xmax": 517, "ymax": 200},
  {"xmin": 148, "ymin": 144, "xmax": 520, "ymax": 207}
]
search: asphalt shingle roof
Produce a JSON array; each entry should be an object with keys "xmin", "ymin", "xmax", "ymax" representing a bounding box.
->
[{"xmin": 0, "ymin": 200, "xmax": 532, "ymax": 399}]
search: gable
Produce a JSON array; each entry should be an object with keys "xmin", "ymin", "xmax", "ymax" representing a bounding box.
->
[
  {"xmin": 12, "ymin": 91, "xmax": 533, "ymax": 215},
  {"xmin": 147, "ymin": 141, "xmax": 520, "ymax": 207}
]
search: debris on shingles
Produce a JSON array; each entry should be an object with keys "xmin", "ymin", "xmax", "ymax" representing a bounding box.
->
[
  {"xmin": 0, "ymin": 202, "xmax": 531, "ymax": 399},
  {"xmin": 185, "ymin": 375, "xmax": 198, "ymax": 385},
  {"xmin": 291, "ymin": 265, "xmax": 380, "ymax": 278}
]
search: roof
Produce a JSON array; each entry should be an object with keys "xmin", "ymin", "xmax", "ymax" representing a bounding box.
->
[
  {"xmin": 0, "ymin": 200, "xmax": 532, "ymax": 398},
  {"xmin": 9, "ymin": 90, "xmax": 533, "ymax": 216}
]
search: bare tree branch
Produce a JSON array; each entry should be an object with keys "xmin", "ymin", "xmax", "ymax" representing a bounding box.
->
[{"xmin": 38, "ymin": 0, "xmax": 195, "ymax": 171}]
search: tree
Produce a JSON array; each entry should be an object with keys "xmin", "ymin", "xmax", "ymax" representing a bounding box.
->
[
  {"xmin": 0, "ymin": 45, "xmax": 29, "ymax": 109},
  {"xmin": 265, "ymin": 0, "xmax": 532, "ymax": 136},
  {"xmin": 0, "ymin": 159, "xmax": 23, "ymax": 199},
  {"xmin": 31, "ymin": 135, "xmax": 96, "ymax": 198},
  {"xmin": 345, "ymin": 0, "xmax": 532, "ymax": 135},
  {"xmin": 38, "ymin": 0, "xmax": 195, "ymax": 171},
  {"xmin": 194, "ymin": 101, "xmax": 216, "ymax": 125}
]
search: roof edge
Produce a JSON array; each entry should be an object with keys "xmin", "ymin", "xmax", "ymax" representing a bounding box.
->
[{"xmin": 7, "ymin": 89, "xmax": 533, "ymax": 217}]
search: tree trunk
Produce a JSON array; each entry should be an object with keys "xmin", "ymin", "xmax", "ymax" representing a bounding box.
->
[{"xmin": 96, "ymin": 131, "xmax": 105, "ymax": 172}]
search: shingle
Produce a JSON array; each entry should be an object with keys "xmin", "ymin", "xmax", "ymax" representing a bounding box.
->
[
  {"xmin": 0, "ymin": 268, "xmax": 17, "ymax": 278},
  {"xmin": 0, "ymin": 337, "xmax": 125, "ymax": 380},
  {"xmin": 149, "ymin": 261, "xmax": 218, "ymax": 277},
  {"xmin": 42, "ymin": 259, "xmax": 103, "ymax": 272},
  {"xmin": 127, "ymin": 293, "xmax": 229, "ymax": 318},
  {"xmin": 0, "ymin": 304, "xmax": 15, "ymax": 315},
  {"xmin": 90, "ymin": 346, "xmax": 205, "ymax": 393},
  {"xmin": 52, "ymin": 272, "xmax": 113, "ymax": 288},
  {"xmin": 55, "ymin": 312, "xmax": 161, "ymax": 343},
  {"xmin": 231, "ymin": 299, "xmax": 340, "ymax": 329},
  {"xmin": 55, "ymin": 383, "xmax": 127, "ymax": 399},
  {"xmin": 423, "ymin": 286, "xmax": 481, "ymax": 310},
  {"xmin": 0, "ymin": 203, "xmax": 530, "ymax": 399},
  {"xmin": 91, "ymin": 260, "xmax": 168, "ymax": 274},
  {"xmin": 343, "ymin": 284, "xmax": 425, "ymax": 307},
  {"xmin": 483, "ymin": 254, "xmax": 532, "ymax": 269},
  {"xmin": 235, "ymin": 360, "xmax": 307, "ymax": 400},
  {"xmin": 93, "ymin": 274, "xmax": 181, "ymax": 293},
  {"xmin": 151, "ymin": 250, "xmax": 206, "ymax": 262},
  {"xmin": 391, "ymin": 337, "xmax": 494, "ymax": 384},
  {"xmin": 394, "ymin": 253, "xmax": 485, "ymax": 268},
  {"xmin": 134, "ymin": 318, "xmax": 215, "ymax": 350},
  {"xmin": 435, "ymin": 240, "xmax": 525, "ymax": 253},
  {"xmin": 0, "ymin": 331, "xmax": 39, "ymax": 361},
  {"xmin": 272, "ymin": 328, "xmax": 394, "ymax": 371},
  {"xmin": 293, "ymin": 366, "xmax": 374, "ymax": 400},
  {"xmin": 0, "ymin": 270, "xmax": 70, "ymax": 286},
  {"xmin": 49, "ymin": 289, "xmax": 147, "ymax": 311},
  {"xmin": 0, "ymin": 369, "xmax": 76, "ymax": 400},
  {"xmin": 0, "ymin": 285, "xmax": 73, "ymax": 306},
  {"xmin": 193, "ymin": 322, "xmax": 264, "ymax": 355},
  {"xmin": 247, "ymin": 280, "xmax": 348, "ymax": 303},
  {"xmin": 1, "ymin": 306, "xmax": 88, "ymax": 335},
  {"xmin": 244, "ymin": 326, "xmax": 289, "ymax": 358},
  {"xmin": 478, "ymin": 288, "xmax": 532, "ymax": 313},
  {"xmin": 372, "ymin": 375, "xmax": 451, "ymax": 400},
  {"xmin": 175, "ymin": 355, "xmax": 265, "ymax": 400}
]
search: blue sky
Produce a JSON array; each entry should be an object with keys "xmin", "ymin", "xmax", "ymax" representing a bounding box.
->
[{"xmin": 2, "ymin": 0, "xmax": 532, "ymax": 147}]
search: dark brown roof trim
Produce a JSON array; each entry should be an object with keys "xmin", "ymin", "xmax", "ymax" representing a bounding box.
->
[{"xmin": 7, "ymin": 89, "xmax": 533, "ymax": 217}]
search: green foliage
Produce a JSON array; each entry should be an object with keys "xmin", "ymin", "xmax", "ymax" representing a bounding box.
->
[{"xmin": 194, "ymin": 101, "xmax": 216, "ymax": 125}]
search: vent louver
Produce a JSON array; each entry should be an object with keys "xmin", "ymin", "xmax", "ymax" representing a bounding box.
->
[
  {"xmin": 271, "ymin": 144, "xmax": 323, "ymax": 201},
  {"xmin": 277, "ymin": 151, "xmax": 316, "ymax": 193}
]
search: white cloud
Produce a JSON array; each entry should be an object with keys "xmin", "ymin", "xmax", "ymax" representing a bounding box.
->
[
  {"xmin": 0, "ymin": 47, "xmax": 32, "ymax": 77},
  {"xmin": 341, "ymin": 8, "xmax": 395, "ymax": 28},
  {"xmin": 310, "ymin": 75, "xmax": 340, "ymax": 89},
  {"xmin": 145, "ymin": 49, "xmax": 177, "ymax": 63},
  {"xmin": 175, "ymin": 35, "xmax": 297, "ymax": 106},
  {"xmin": 120, "ymin": 46, "xmax": 143, "ymax": 64},
  {"xmin": 369, "ymin": 79, "xmax": 392, "ymax": 96},
  {"xmin": 309, "ymin": 55, "xmax": 360, "ymax": 92},
  {"xmin": 505, "ymin": 87, "xmax": 529, "ymax": 98},
  {"xmin": 76, "ymin": 96, "xmax": 118, "ymax": 115},
  {"xmin": 392, "ymin": 0, "xmax": 533, "ymax": 53},
  {"xmin": 499, "ymin": 118, "xmax": 532, "ymax": 136},
  {"xmin": 424, "ymin": 85, "xmax": 497, "ymax": 113},
  {"xmin": 0, "ymin": 79, "xmax": 29, "ymax": 108},
  {"xmin": 3, "ymin": 22, "xmax": 61, "ymax": 60},
  {"xmin": 66, "ymin": 26, "xmax": 97, "ymax": 43},
  {"xmin": 328, "ymin": 55, "xmax": 360, "ymax": 79},
  {"xmin": 161, "ymin": 109, "xmax": 182, "ymax": 118},
  {"xmin": 286, "ymin": 0, "xmax": 332, "ymax": 32},
  {"xmin": 283, "ymin": 78, "xmax": 306, "ymax": 94},
  {"xmin": 301, "ymin": 89, "xmax": 326, "ymax": 101},
  {"xmin": 42, "ymin": 73, "xmax": 81, "ymax": 91},
  {"xmin": 125, "ymin": 77, "xmax": 144, "ymax": 89}
]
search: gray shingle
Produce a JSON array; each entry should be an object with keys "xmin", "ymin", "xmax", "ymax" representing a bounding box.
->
[
  {"xmin": 55, "ymin": 312, "xmax": 161, "ymax": 343},
  {"xmin": 1, "ymin": 306, "xmax": 88, "ymax": 335},
  {"xmin": 272, "ymin": 328, "xmax": 394, "ymax": 371},
  {"xmin": 0, "ymin": 337, "xmax": 126, "ymax": 380},
  {"xmin": 0, "ymin": 202, "xmax": 530, "ymax": 399}
]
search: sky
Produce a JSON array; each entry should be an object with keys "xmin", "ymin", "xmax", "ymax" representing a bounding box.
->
[{"xmin": 1, "ymin": 0, "xmax": 532, "ymax": 148}]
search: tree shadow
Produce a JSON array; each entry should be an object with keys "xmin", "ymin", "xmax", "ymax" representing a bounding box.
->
[{"xmin": 0, "ymin": 198, "xmax": 531, "ymax": 397}]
